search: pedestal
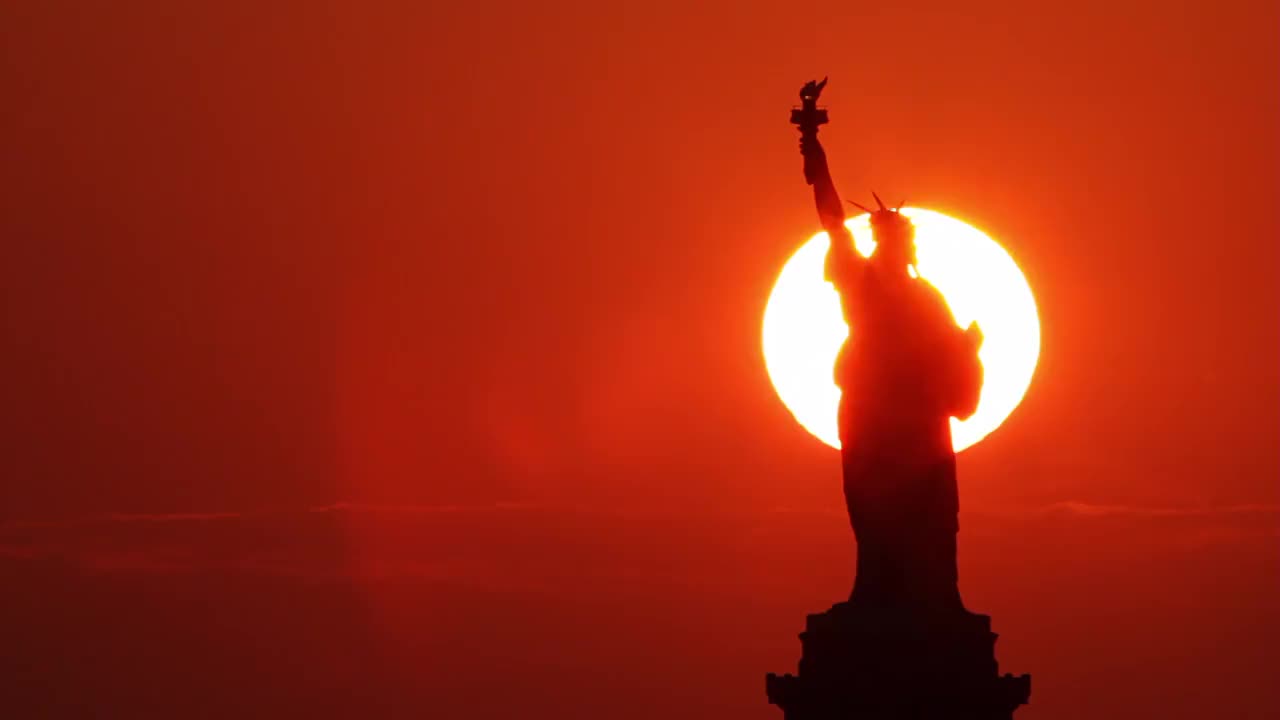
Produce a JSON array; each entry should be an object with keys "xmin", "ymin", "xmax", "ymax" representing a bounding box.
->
[{"xmin": 766, "ymin": 602, "xmax": 1030, "ymax": 719}]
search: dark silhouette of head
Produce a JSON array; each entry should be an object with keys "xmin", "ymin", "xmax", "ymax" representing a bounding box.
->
[{"xmin": 850, "ymin": 193, "xmax": 917, "ymax": 272}]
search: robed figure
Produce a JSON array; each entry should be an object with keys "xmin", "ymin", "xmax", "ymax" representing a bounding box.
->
[{"xmin": 794, "ymin": 79, "xmax": 985, "ymax": 614}]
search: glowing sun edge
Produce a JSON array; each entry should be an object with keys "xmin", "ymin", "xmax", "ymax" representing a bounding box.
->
[{"xmin": 761, "ymin": 207, "xmax": 1040, "ymax": 452}]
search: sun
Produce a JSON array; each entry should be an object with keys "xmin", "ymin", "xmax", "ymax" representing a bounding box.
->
[{"xmin": 761, "ymin": 207, "xmax": 1040, "ymax": 452}]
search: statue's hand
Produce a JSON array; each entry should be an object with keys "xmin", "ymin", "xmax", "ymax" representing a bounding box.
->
[
  {"xmin": 799, "ymin": 77, "xmax": 828, "ymax": 102},
  {"xmin": 799, "ymin": 133, "xmax": 824, "ymax": 158}
]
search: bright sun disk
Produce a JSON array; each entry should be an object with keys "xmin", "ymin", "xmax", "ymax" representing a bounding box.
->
[{"xmin": 761, "ymin": 207, "xmax": 1040, "ymax": 452}]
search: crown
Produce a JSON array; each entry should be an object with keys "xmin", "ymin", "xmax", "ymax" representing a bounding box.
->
[{"xmin": 848, "ymin": 192, "xmax": 909, "ymax": 225}]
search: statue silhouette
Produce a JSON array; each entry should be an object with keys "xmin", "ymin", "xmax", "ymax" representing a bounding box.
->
[
  {"xmin": 797, "ymin": 78, "xmax": 984, "ymax": 614},
  {"xmin": 768, "ymin": 79, "xmax": 1029, "ymax": 719}
]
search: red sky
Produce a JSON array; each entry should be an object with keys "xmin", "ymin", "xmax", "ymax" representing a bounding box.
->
[{"xmin": 1, "ymin": 2, "xmax": 1277, "ymax": 718}]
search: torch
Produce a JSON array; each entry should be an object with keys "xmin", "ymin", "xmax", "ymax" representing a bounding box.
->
[{"xmin": 791, "ymin": 77, "xmax": 829, "ymax": 186}]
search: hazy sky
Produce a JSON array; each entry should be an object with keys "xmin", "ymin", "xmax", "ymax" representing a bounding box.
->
[{"xmin": 1, "ymin": 2, "xmax": 1277, "ymax": 718}]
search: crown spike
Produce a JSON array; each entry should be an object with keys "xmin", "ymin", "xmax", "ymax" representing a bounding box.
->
[
  {"xmin": 871, "ymin": 191, "xmax": 887, "ymax": 211},
  {"xmin": 895, "ymin": 199, "xmax": 906, "ymax": 212},
  {"xmin": 847, "ymin": 199, "xmax": 873, "ymax": 213}
]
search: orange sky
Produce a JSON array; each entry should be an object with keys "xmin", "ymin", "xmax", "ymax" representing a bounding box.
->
[{"xmin": 1, "ymin": 2, "xmax": 1277, "ymax": 718}]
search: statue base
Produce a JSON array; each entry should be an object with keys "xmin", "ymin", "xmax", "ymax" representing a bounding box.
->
[{"xmin": 766, "ymin": 602, "xmax": 1030, "ymax": 719}]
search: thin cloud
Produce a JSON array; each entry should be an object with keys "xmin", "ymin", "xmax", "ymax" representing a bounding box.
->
[
  {"xmin": 0, "ymin": 502, "xmax": 533, "ymax": 531},
  {"xmin": 1035, "ymin": 501, "xmax": 1280, "ymax": 518},
  {"xmin": 6, "ymin": 499, "xmax": 1278, "ymax": 531},
  {"xmin": 1, "ymin": 498, "xmax": 1274, "ymax": 580}
]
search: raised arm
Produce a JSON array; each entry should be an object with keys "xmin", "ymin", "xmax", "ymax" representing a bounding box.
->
[
  {"xmin": 800, "ymin": 132, "xmax": 849, "ymax": 238},
  {"xmin": 792, "ymin": 79, "xmax": 862, "ymax": 288}
]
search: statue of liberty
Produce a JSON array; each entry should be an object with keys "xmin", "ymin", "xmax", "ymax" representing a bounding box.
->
[
  {"xmin": 767, "ymin": 79, "xmax": 1030, "ymax": 720},
  {"xmin": 793, "ymin": 78, "xmax": 985, "ymax": 614}
]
